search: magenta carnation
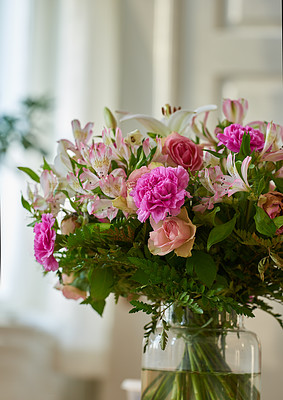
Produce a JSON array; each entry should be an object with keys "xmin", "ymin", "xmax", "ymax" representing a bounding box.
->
[
  {"xmin": 34, "ymin": 213, "xmax": 59, "ymax": 271},
  {"xmin": 217, "ymin": 124, "xmax": 265, "ymax": 153},
  {"xmin": 131, "ymin": 166, "xmax": 190, "ymax": 223}
]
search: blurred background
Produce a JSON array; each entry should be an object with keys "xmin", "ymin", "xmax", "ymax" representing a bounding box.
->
[{"xmin": 0, "ymin": 0, "xmax": 282, "ymax": 399}]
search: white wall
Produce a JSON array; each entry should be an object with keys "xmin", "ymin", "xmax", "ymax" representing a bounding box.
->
[{"xmin": 0, "ymin": 1, "xmax": 282, "ymax": 400}]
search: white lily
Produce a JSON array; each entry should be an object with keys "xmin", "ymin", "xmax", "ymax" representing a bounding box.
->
[{"xmin": 119, "ymin": 104, "xmax": 217, "ymax": 137}]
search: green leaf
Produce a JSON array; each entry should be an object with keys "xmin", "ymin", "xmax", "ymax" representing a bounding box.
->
[
  {"xmin": 97, "ymin": 223, "xmax": 112, "ymax": 231},
  {"xmin": 194, "ymin": 206, "xmax": 220, "ymax": 227},
  {"xmin": 203, "ymin": 149, "xmax": 226, "ymax": 159},
  {"xmin": 146, "ymin": 132, "xmax": 163, "ymax": 139},
  {"xmin": 254, "ymin": 206, "xmax": 277, "ymax": 237},
  {"xmin": 207, "ymin": 214, "xmax": 237, "ymax": 251},
  {"xmin": 21, "ymin": 194, "xmax": 31, "ymax": 212},
  {"xmin": 42, "ymin": 157, "xmax": 51, "ymax": 171},
  {"xmin": 186, "ymin": 250, "xmax": 217, "ymax": 288},
  {"xmin": 273, "ymin": 216, "xmax": 283, "ymax": 229},
  {"xmin": 90, "ymin": 299, "xmax": 106, "ymax": 316},
  {"xmin": 90, "ymin": 267, "xmax": 114, "ymax": 301},
  {"xmin": 18, "ymin": 167, "xmax": 40, "ymax": 183},
  {"xmin": 132, "ymin": 269, "xmax": 150, "ymax": 285},
  {"xmin": 237, "ymin": 132, "xmax": 251, "ymax": 160},
  {"xmin": 274, "ymin": 178, "xmax": 283, "ymax": 192},
  {"xmin": 129, "ymin": 300, "xmax": 156, "ymax": 315},
  {"xmin": 270, "ymin": 252, "xmax": 283, "ymax": 270}
]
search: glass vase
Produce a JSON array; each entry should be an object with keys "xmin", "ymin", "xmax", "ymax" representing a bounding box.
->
[{"xmin": 141, "ymin": 307, "xmax": 261, "ymax": 400}]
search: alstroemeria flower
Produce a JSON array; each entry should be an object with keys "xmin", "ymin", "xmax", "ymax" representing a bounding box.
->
[
  {"xmin": 148, "ymin": 208, "xmax": 196, "ymax": 257},
  {"xmin": 142, "ymin": 136, "xmax": 168, "ymax": 164},
  {"xmin": 80, "ymin": 142, "xmax": 112, "ymax": 178},
  {"xmin": 225, "ymin": 154, "xmax": 252, "ymax": 196},
  {"xmin": 119, "ymin": 104, "xmax": 217, "ymax": 137},
  {"xmin": 199, "ymin": 166, "xmax": 230, "ymax": 200},
  {"xmin": 31, "ymin": 170, "xmax": 65, "ymax": 216},
  {"xmin": 67, "ymin": 172, "xmax": 89, "ymax": 195},
  {"xmin": 193, "ymin": 166, "xmax": 231, "ymax": 213},
  {"xmin": 222, "ymin": 98, "xmax": 248, "ymax": 124},
  {"xmin": 102, "ymin": 127, "xmax": 131, "ymax": 164},
  {"xmin": 85, "ymin": 194, "xmax": 118, "ymax": 221},
  {"xmin": 71, "ymin": 119, "xmax": 94, "ymax": 147},
  {"xmin": 100, "ymin": 172, "xmax": 127, "ymax": 198}
]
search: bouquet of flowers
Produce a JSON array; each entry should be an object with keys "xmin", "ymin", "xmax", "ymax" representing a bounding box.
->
[
  {"xmin": 20, "ymin": 98, "xmax": 283, "ymax": 399},
  {"xmin": 20, "ymin": 98, "xmax": 283, "ymax": 343}
]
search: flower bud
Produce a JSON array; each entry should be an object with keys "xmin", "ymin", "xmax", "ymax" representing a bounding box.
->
[
  {"xmin": 222, "ymin": 98, "xmax": 248, "ymax": 124},
  {"xmin": 60, "ymin": 214, "xmax": 81, "ymax": 235},
  {"xmin": 104, "ymin": 107, "xmax": 117, "ymax": 129}
]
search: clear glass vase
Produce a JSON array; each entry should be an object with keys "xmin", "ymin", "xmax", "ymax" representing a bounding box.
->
[{"xmin": 141, "ymin": 307, "xmax": 261, "ymax": 400}]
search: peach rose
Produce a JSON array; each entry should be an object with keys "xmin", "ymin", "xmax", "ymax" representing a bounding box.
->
[
  {"xmin": 258, "ymin": 191, "xmax": 283, "ymax": 234},
  {"xmin": 55, "ymin": 273, "xmax": 87, "ymax": 301},
  {"xmin": 148, "ymin": 208, "xmax": 196, "ymax": 257},
  {"xmin": 162, "ymin": 132, "xmax": 203, "ymax": 171},
  {"xmin": 60, "ymin": 214, "xmax": 81, "ymax": 235}
]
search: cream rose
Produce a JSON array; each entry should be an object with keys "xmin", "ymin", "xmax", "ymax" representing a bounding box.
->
[{"xmin": 148, "ymin": 208, "xmax": 196, "ymax": 257}]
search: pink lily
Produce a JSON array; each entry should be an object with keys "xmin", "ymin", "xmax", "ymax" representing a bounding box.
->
[
  {"xmin": 260, "ymin": 122, "xmax": 283, "ymax": 160},
  {"xmin": 222, "ymin": 98, "xmax": 248, "ymax": 124}
]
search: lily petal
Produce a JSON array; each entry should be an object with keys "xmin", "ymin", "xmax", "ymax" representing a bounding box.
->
[{"xmin": 120, "ymin": 113, "xmax": 171, "ymax": 136}]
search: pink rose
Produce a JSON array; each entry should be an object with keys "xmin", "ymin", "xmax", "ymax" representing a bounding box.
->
[
  {"xmin": 258, "ymin": 191, "xmax": 283, "ymax": 235},
  {"xmin": 34, "ymin": 213, "xmax": 59, "ymax": 271},
  {"xmin": 162, "ymin": 132, "xmax": 203, "ymax": 171},
  {"xmin": 148, "ymin": 208, "xmax": 196, "ymax": 257},
  {"xmin": 131, "ymin": 166, "xmax": 190, "ymax": 223}
]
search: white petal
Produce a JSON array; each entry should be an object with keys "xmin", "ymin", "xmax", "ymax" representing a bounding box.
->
[{"xmin": 120, "ymin": 113, "xmax": 170, "ymax": 136}]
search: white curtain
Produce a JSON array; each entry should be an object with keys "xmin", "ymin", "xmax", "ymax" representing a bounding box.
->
[{"xmin": 0, "ymin": 0, "xmax": 125, "ymax": 378}]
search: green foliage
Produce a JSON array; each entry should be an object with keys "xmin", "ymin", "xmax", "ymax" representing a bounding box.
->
[
  {"xmin": 254, "ymin": 206, "xmax": 277, "ymax": 237},
  {"xmin": 18, "ymin": 167, "xmax": 40, "ymax": 183},
  {"xmin": 186, "ymin": 251, "xmax": 217, "ymax": 288},
  {"xmin": 274, "ymin": 178, "xmax": 283, "ymax": 192},
  {"xmin": 237, "ymin": 132, "xmax": 251, "ymax": 160},
  {"xmin": 90, "ymin": 267, "xmax": 114, "ymax": 301},
  {"xmin": 207, "ymin": 214, "xmax": 237, "ymax": 251},
  {"xmin": 21, "ymin": 194, "xmax": 31, "ymax": 212},
  {"xmin": 1, "ymin": 96, "xmax": 51, "ymax": 162}
]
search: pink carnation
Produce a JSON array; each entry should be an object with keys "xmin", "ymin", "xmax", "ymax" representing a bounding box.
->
[
  {"xmin": 34, "ymin": 213, "xmax": 59, "ymax": 271},
  {"xmin": 131, "ymin": 166, "xmax": 190, "ymax": 223},
  {"xmin": 217, "ymin": 124, "xmax": 265, "ymax": 153}
]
